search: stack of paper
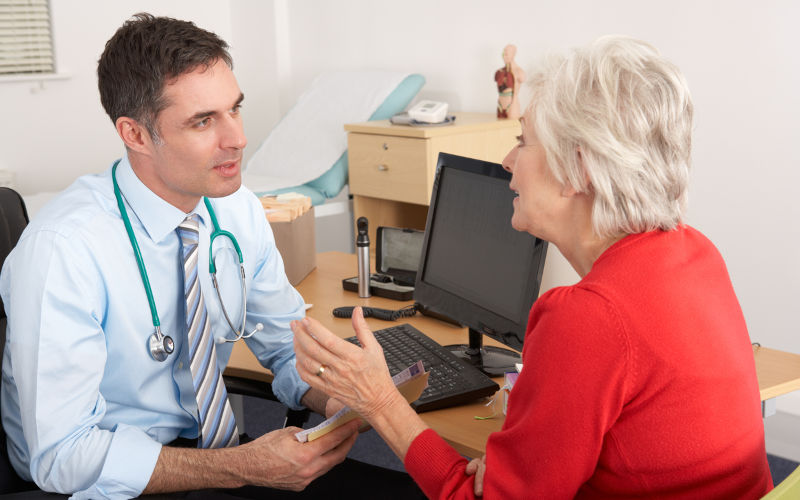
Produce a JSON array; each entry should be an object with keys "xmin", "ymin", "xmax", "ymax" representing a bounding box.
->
[{"xmin": 260, "ymin": 193, "xmax": 312, "ymax": 222}]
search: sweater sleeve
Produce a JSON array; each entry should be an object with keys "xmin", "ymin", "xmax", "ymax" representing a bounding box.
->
[
  {"xmin": 405, "ymin": 429, "xmax": 474, "ymax": 499},
  {"xmin": 406, "ymin": 285, "xmax": 631, "ymax": 499}
]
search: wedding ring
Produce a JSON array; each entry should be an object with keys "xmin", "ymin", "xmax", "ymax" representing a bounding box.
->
[{"xmin": 315, "ymin": 365, "xmax": 327, "ymax": 376}]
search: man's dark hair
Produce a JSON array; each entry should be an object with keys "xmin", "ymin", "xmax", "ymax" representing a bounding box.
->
[{"xmin": 97, "ymin": 13, "xmax": 233, "ymax": 143}]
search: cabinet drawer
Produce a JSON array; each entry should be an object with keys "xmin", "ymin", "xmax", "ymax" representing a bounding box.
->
[{"xmin": 347, "ymin": 133, "xmax": 431, "ymax": 205}]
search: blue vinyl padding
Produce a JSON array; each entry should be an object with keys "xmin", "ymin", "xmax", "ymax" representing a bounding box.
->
[{"xmin": 258, "ymin": 74, "xmax": 425, "ymax": 205}]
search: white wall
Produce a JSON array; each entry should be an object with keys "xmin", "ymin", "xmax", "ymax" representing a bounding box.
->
[
  {"xmin": 228, "ymin": 1, "xmax": 283, "ymax": 160},
  {"xmin": 0, "ymin": 0, "xmax": 798, "ymax": 417}
]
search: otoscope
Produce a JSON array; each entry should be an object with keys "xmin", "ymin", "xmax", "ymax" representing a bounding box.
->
[{"xmin": 356, "ymin": 217, "xmax": 371, "ymax": 298}]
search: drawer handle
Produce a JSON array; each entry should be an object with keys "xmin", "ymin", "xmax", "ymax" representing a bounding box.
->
[{"xmin": 377, "ymin": 164, "xmax": 389, "ymax": 171}]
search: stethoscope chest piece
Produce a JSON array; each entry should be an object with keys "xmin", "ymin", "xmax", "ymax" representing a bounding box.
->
[{"xmin": 149, "ymin": 327, "xmax": 175, "ymax": 362}]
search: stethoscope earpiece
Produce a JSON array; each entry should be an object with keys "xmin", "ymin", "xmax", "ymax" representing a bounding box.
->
[{"xmin": 215, "ymin": 322, "xmax": 263, "ymax": 344}]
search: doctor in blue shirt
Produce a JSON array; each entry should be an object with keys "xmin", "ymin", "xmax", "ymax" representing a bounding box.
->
[{"xmin": 0, "ymin": 12, "xmax": 423, "ymax": 500}]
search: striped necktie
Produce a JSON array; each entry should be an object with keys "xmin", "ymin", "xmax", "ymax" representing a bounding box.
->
[{"xmin": 177, "ymin": 214, "xmax": 239, "ymax": 448}]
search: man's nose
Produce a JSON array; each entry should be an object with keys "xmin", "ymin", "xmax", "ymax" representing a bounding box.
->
[{"xmin": 222, "ymin": 115, "xmax": 247, "ymax": 150}]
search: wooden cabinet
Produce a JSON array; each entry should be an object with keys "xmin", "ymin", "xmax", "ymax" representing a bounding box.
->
[{"xmin": 345, "ymin": 112, "xmax": 521, "ymax": 247}]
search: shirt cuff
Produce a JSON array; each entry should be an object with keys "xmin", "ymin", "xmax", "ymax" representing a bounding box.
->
[
  {"xmin": 272, "ymin": 357, "xmax": 311, "ymax": 410},
  {"xmin": 71, "ymin": 423, "xmax": 161, "ymax": 499}
]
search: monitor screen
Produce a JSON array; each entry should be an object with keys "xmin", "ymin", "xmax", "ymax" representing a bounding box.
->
[{"xmin": 414, "ymin": 153, "xmax": 548, "ymax": 352}]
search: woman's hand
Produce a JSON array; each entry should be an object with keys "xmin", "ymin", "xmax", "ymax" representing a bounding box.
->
[
  {"xmin": 466, "ymin": 455, "xmax": 487, "ymax": 496},
  {"xmin": 292, "ymin": 307, "xmax": 405, "ymax": 420}
]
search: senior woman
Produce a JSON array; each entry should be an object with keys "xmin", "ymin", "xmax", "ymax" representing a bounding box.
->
[{"xmin": 291, "ymin": 36, "xmax": 773, "ymax": 499}]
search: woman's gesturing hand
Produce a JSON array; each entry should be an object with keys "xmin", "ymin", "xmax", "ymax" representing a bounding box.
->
[{"xmin": 292, "ymin": 307, "xmax": 404, "ymax": 420}]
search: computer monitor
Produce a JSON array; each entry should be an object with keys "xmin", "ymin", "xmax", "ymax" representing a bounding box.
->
[{"xmin": 414, "ymin": 153, "xmax": 548, "ymax": 376}]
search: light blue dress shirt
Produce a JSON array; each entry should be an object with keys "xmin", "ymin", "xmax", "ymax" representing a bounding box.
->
[{"xmin": 0, "ymin": 155, "xmax": 310, "ymax": 498}]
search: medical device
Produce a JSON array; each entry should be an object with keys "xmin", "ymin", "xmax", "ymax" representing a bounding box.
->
[
  {"xmin": 112, "ymin": 161, "xmax": 262, "ymax": 361},
  {"xmin": 407, "ymin": 100, "xmax": 449, "ymax": 123},
  {"xmin": 356, "ymin": 217, "xmax": 370, "ymax": 298}
]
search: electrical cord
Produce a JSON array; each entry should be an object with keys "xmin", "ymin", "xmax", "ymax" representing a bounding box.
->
[{"xmin": 332, "ymin": 303, "xmax": 419, "ymax": 321}]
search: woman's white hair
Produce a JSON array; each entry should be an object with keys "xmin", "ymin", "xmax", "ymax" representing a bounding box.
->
[{"xmin": 527, "ymin": 35, "xmax": 693, "ymax": 237}]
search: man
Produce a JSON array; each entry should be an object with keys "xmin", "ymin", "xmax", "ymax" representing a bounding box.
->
[{"xmin": 0, "ymin": 13, "xmax": 422, "ymax": 498}]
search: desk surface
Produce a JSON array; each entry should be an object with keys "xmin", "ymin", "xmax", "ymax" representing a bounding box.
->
[
  {"xmin": 754, "ymin": 345, "xmax": 800, "ymax": 400},
  {"xmin": 226, "ymin": 251, "xmax": 800, "ymax": 458}
]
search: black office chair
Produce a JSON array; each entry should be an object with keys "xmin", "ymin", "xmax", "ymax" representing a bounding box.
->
[
  {"xmin": 0, "ymin": 188, "xmax": 61, "ymax": 497},
  {"xmin": 0, "ymin": 187, "xmax": 307, "ymax": 495}
]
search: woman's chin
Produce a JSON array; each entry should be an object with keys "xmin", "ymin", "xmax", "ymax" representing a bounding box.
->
[{"xmin": 510, "ymin": 215, "xmax": 525, "ymax": 233}]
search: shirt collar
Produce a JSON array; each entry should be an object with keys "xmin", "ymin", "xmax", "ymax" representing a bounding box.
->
[{"xmin": 114, "ymin": 153, "xmax": 210, "ymax": 243}]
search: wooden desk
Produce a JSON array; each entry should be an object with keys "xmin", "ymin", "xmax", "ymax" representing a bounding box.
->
[
  {"xmin": 754, "ymin": 345, "xmax": 800, "ymax": 417},
  {"xmin": 227, "ymin": 252, "xmax": 800, "ymax": 455}
]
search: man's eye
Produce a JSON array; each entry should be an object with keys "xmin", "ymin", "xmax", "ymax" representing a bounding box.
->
[
  {"xmin": 195, "ymin": 118, "xmax": 211, "ymax": 128},
  {"xmin": 516, "ymin": 134, "xmax": 524, "ymax": 146},
  {"xmin": 231, "ymin": 104, "xmax": 242, "ymax": 114}
]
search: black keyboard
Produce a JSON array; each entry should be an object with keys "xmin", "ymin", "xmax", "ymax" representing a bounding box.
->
[{"xmin": 345, "ymin": 323, "xmax": 499, "ymax": 412}]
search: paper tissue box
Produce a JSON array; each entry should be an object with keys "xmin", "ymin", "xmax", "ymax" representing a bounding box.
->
[{"xmin": 261, "ymin": 193, "xmax": 316, "ymax": 286}]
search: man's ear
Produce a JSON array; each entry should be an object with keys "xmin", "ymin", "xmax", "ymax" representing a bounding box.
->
[{"xmin": 115, "ymin": 117, "xmax": 152, "ymax": 153}]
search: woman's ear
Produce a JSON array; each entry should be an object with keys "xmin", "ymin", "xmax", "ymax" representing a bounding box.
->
[
  {"xmin": 561, "ymin": 183, "xmax": 580, "ymax": 197},
  {"xmin": 115, "ymin": 117, "xmax": 152, "ymax": 153},
  {"xmin": 561, "ymin": 148, "xmax": 591, "ymax": 197}
]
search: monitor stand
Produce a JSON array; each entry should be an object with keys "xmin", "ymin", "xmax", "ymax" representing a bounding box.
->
[{"xmin": 446, "ymin": 328, "xmax": 521, "ymax": 377}]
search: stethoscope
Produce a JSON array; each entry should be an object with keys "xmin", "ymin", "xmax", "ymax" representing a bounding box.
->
[{"xmin": 112, "ymin": 160, "xmax": 263, "ymax": 361}]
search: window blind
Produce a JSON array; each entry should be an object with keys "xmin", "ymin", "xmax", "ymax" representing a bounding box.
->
[{"xmin": 0, "ymin": 0, "xmax": 54, "ymax": 76}]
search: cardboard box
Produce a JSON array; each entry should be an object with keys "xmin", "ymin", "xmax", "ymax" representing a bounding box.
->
[{"xmin": 269, "ymin": 207, "xmax": 317, "ymax": 285}]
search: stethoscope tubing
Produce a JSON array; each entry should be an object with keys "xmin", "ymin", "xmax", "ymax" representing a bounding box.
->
[
  {"xmin": 112, "ymin": 160, "xmax": 259, "ymax": 361},
  {"xmin": 113, "ymin": 163, "xmax": 161, "ymax": 328}
]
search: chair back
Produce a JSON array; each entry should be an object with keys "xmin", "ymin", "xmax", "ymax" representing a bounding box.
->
[
  {"xmin": 0, "ymin": 187, "xmax": 31, "ymax": 492},
  {"xmin": 762, "ymin": 465, "xmax": 800, "ymax": 499},
  {"xmin": 0, "ymin": 187, "xmax": 29, "ymax": 323}
]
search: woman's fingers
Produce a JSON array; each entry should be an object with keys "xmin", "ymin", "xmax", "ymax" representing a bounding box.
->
[
  {"xmin": 301, "ymin": 316, "xmax": 360, "ymax": 359},
  {"xmin": 466, "ymin": 455, "xmax": 487, "ymax": 496},
  {"xmin": 291, "ymin": 321, "xmax": 344, "ymax": 388},
  {"xmin": 351, "ymin": 307, "xmax": 381, "ymax": 352},
  {"xmin": 291, "ymin": 317, "xmax": 376, "ymax": 389}
]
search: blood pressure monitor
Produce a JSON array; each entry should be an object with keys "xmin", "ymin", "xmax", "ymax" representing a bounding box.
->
[{"xmin": 408, "ymin": 100, "xmax": 448, "ymax": 123}]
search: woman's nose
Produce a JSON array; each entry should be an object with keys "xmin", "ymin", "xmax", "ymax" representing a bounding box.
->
[{"xmin": 501, "ymin": 147, "xmax": 516, "ymax": 173}]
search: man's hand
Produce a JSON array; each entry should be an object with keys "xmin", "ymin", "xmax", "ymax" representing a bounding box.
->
[
  {"xmin": 144, "ymin": 419, "xmax": 359, "ymax": 494},
  {"xmin": 237, "ymin": 419, "xmax": 359, "ymax": 491},
  {"xmin": 465, "ymin": 455, "xmax": 487, "ymax": 497}
]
